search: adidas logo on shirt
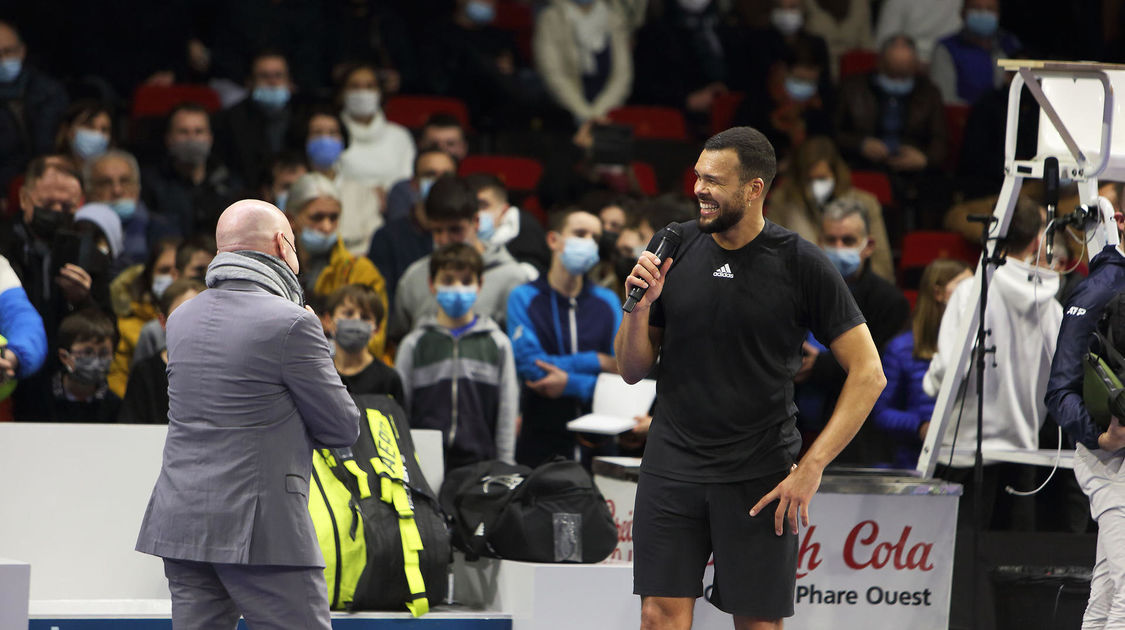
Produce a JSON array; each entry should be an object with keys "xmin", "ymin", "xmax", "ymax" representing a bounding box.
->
[{"xmin": 713, "ymin": 263, "xmax": 734, "ymax": 278}]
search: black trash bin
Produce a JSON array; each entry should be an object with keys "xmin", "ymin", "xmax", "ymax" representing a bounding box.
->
[{"xmin": 992, "ymin": 565, "xmax": 1091, "ymax": 630}]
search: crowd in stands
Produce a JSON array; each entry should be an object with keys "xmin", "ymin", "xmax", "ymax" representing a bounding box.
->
[{"xmin": 1, "ymin": 0, "xmax": 1122, "ymax": 529}]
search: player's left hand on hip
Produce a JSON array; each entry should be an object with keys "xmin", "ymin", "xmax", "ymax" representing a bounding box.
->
[{"xmin": 748, "ymin": 463, "xmax": 823, "ymax": 536}]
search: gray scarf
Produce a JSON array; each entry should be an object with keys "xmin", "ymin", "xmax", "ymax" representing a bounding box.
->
[{"xmin": 206, "ymin": 250, "xmax": 304, "ymax": 306}]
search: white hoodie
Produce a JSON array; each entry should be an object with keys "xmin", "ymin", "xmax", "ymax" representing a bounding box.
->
[{"xmin": 923, "ymin": 257, "xmax": 1063, "ymax": 467}]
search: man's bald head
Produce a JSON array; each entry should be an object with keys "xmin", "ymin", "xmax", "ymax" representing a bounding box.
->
[{"xmin": 215, "ymin": 200, "xmax": 298, "ymax": 271}]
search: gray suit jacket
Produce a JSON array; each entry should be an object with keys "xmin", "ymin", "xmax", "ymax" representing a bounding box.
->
[{"xmin": 136, "ymin": 280, "xmax": 360, "ymax": 567}]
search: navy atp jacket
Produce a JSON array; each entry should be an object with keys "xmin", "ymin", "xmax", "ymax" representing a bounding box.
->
[{"xmin": 1045, "ymin": 245, "xmax": 1125, "ymax": 450}]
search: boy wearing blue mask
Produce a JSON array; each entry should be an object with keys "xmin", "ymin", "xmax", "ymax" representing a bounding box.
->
[
  {"xmin": 506, "ymin": 208, "xmax": 623, "ymax": 467},
  {"xmin": 395, "ymin": 243, "xmax": 517, "ymax": 469}
]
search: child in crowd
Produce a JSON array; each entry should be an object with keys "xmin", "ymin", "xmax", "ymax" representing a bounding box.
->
[
  {"xmin": 324, "ymin": 284, "xmax": 403, "ymax": 401},
  {"xmin": 871, "ymin": 258, "xmax": 971, "ymax": 468},
  {"xmin": 49, "ymin": 308, "xmax": 121, "ymax": 422},
  {"xmin": 395, "ymin": 243, "xmax": 517, "ymax": 469},
  {"xmin": 118, "ymin": 279, "xmax": 205, "ymax": 423}
]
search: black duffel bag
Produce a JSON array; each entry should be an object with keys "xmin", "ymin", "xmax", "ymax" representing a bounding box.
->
[{"xmin": 440, "ymin": 457, "xmax": 617, "ymax": 563}]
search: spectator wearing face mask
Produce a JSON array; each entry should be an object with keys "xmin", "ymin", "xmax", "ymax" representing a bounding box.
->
[
  {"xmin": 291, "ymin": 105, "xmax": 384, "ymax": 256},
  {"xmin": 506, "ymin": 208, "xmax": 622, "ymax": 467},
  {"xmin": 107, "ymin": 238, "xmax": 181, "ymax": 399},
  {"xmin": 766, "ymin": 136, "xmax": 893, "ymax": 282},
  {"xmin": 126, "ymin": 236, "xmax": 217, "ymax": 371},
  {"xmin": 724, "ymin": 0, "xmax": 830, "ymax": 98},
  {"xmin": 53, "ymin": 100, "xmax": 113, "ymax": 177},
  {"xmin": 734, "ymin": 38, "xmax": 832, "ymax": 163},
  {"xmin": 0, "ymin": 20, "xmax": 68, "ymax": 195},
  {"xmin": 213, "ymin": 50, "xmax": 298, "ymax": 186},
  {"xmin": 86, "ymin": 150, "xmax": 176, "ymax": 268},
  {"xmin": 384, "ymin": 114, "xmax": 469, "ymax": 222},
  {"xmin": 929, "ymin": 0, "xmax": 1021, "ymax": 105},
  {"xmin": 118, "ymin": 279, "xmax": 204, "ymax": 423},
  {"xmin": 369, "ymin": 148, "xmax": 459, "ymax": 306},
  {"xmin": 389, "ymin": 176, "xmax": 531, "ymax": 344},
  {"xmin": 534, "ymin": 0, "xmax": 633, "ymax": 125},
  {"xmin": 42, "ymin": 307, "xmax": 121, "ymax": 422},
  {"xmin": 396, "ymin": 243, "xmax": 517, "ymax": 468},
  {"xmin": 256, "ymin": 150, "xmax": 307, "ymax": 215},
  {"xmin": 794, "ymin": 197, "xmax": 908, "ymax": 465},
  {"xmin": 335, "ymin": 62, "xmax": 416, "ymax": 207},
  {"xmin": 465, "ymin": 172, "xmax": 551, "ymax": 277},
  {"xmin": 285, "ymin": 173, "xmax": 390, "ymax": 359},
  {"xmin": 142, "ymin": 102, "xmax": 243, "ymax": 238},
  {"xmin": 324, "ymin": 284, "xmax": 402, "ymax": 400}
]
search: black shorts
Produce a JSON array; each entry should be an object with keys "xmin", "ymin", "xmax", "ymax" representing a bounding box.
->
[{"xmin": 632, "ymin": 470, "xmax": 797, "ymax": 619}]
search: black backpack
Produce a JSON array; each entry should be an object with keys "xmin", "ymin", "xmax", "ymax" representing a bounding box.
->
[
  {"xmin": 440, "ymin": 458, "xmax": 618, "ymax": 563},
  {"xmin": 310, "ymin": 394, "xmax": 451, "ymax": 615},
  {"xmin": 1085, "ymin": 293, "xmax": 1125, "ymax": 431}
]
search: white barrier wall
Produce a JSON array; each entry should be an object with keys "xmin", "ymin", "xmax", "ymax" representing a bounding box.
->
[{"xmin": 0, "ymin": 423, "xmax": 444, "ymax": 601}]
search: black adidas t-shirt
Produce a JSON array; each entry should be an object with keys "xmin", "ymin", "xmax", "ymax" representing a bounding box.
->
[{"xmin": 643, "ymin": 220, "xmax": 865, "ymax": 482}]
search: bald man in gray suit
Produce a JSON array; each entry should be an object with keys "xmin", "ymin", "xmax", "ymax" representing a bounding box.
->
[{"xmin": 136, "ymin": 200, "xmax": 360, "ymax": 629}]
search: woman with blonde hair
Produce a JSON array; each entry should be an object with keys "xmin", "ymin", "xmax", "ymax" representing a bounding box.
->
[
  {"xmin": 871, "ymin": 258, "xmax": 972, "ymax": 468},
  {"xmin": 767, "ymin": 135, "xmax": 894, "ymax": 281}
]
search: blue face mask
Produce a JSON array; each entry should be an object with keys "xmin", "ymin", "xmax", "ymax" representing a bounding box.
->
[
  {"xmin": 306, "ymin": 135, "xmax": 344, "ymax": 170},
  {"xmin": 824, "ymin": 246, "xmax": 862, "ymax": 278},
  {"xmin": 300, "ymin": 228, "xmax": 337, "ymax": 255},
  {"xmin": 0, "ymin": 58, "xmax": 22, "ymax": 82},
  {"xmin": 436, "ymin": 287, "xmax": 478, "ymax": 319},
  {"xmin": 875, "ymin": 73, "xmax": 915, "ymax": 96},
  {"xmin": 784, "ymin": 76, "xmax": 817, "ymax": 102},
  {"xmin": 560, "ymin": 236, "xmax": 600, "ymax": 275},
  {"xmin": 418, "ymin": 177, "xmax": 436, "ymax": 201},
  {"xmin": 964, "ymin": 9, "xmax": 998, "ymax": 38},
  {"xmin": 252, "ymin": 85, "xmax": 291, "ymax": 109},
  {"xmin": 73, "ymin": 128, "xmax": 109, "ymax": 160},
  {"xmin": 109, "ymin": 198, "xmax": 137, "ymax": 222},
  {"xmin": 478, "ymin": 212, "xmax": 496, "ymax": 242},
  {"xmin": 465, "ymin": 0, "xmax": 496, "ymax": 24}
]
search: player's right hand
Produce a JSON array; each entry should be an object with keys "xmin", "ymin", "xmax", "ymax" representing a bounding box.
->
[{"xmin": 624, "ymin": 252, "xmax": 673, "ymax": 312}]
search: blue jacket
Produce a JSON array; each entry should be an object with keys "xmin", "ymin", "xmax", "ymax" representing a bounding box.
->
[
  {"xmin": 507, "ymin": 277, "xmax": 621, "ymax": 403},
  {"xmin": 1046, "ymin": 245, "xmax": 1125, "ymax": 449},
  {"xmin": 0, "ymin": 255, "xmax": 47, "ymax": 379},
  {"xmin": 871, "ymin": 331, "xmax": 933, "ymax": 468}
]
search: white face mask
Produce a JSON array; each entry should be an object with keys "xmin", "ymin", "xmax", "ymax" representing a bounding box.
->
[
  {"xmin": 344, "ymin": 89, "xmax": 380, "ymax": 118},
  {"xmin": 771, "ymin": 8, "xmax": 803, "ymax": 35},
  {"xmin": 809, "ymin": 177, "xmax": 835, "ymax": 205}
]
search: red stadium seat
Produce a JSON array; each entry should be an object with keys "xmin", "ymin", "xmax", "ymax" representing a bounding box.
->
[
  {"xmin": 839, "ymin": 49, "xmax": 879, "ymax": 79},
  {"xmin": 383, "ymin": 95, "xmax": 471, "ymax": 131},
  {"xmin": 710, "ymin": 91, "xmax": 745, "ymax": 136},
  {"xmin": 608, "ymin": 106, "xmax": 689, "ymax": 140},
  {"xmin": 898, "ymin": 231, "xmax": 980, "ymax": 279},
  {"xmin": 522, "ymin": 195, "xmax": 546, "ymax": 226},
  {"xmin": 943, "ymin": 104, "xmax": 971, "ymax": 172},
  {"xmin": 631, "ymin": 161, "xmax": 659, "ymax": 196},
  {"xmin": 850, "ymin": 170, "xmax": 894, "ymax": 206},
  {"xmin": 903, "ymin": 289, "xmax": 919, "ymax": 311},
  {"xmin": 131, "ymin": 84, "xmax": 222, "ymax": 119},
  {"xmin": 459, "ymin": 155, "xmax": 543, "ymax": 191}
]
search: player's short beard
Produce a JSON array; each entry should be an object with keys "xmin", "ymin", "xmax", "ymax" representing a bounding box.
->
[{"xmin": 699, "ymin": 190, "xmax": 748, "ymax": 235}]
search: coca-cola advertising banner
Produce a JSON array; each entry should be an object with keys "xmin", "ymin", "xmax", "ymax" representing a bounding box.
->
[{"xmin": 597, "ymin": 469, "xmax": 958, "ymax": 630}]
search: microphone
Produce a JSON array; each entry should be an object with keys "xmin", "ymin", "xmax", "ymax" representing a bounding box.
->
[
  {"xmin": 1044, "ymin": 157, "xmax": 1059, "ymax": 264},
  {"xmin": 623, "ymin": 222, "xmax": 683, "ymax": 313}
]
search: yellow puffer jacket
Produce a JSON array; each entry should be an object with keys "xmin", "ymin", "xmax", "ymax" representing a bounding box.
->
[
  {"xmin": 108, "ymin": 265, "xmax": 159, "ymax": 398},
  {"xmin": 313, "ymin": 238, "xmax": 390, "ymax": 360}
]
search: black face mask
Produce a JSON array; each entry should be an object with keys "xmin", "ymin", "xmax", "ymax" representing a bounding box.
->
[
  {"xmin": 29, "ymin": 206, "xmax": 72, "ymax": 240},
  {"xmin": 614, "ymin": 256, "xmax": 636, "ymax": 284}
]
